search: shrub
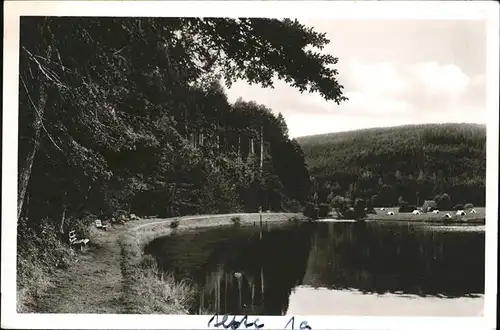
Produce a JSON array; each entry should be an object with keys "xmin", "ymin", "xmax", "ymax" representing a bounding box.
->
[
  {"xmin": 283, "ymin": 199, "xmax": 302, "ymax": 213},
  {"xmin": 113, "ymin": 209, "xmax": 129, "ymax": 220},
  {"xmin": 17, "ymin": 218, "xmax": 73, "ymax": 312},
  {"xmin": 341, "ymin": 208, "xmax": 355, "ymax": 219},
  {"xmin": 354, "ymin": 209, "xmax": 367, "ymax": 220},
  {"xmin": 231, "ymin": 216, "xmax": 241, "ymax": 226},
  {"xmin": 464, "ymin": 203, "xmax": 474, "ymax": 209},
  {"xmin": 437, "ymin": 193, "xmax": 453, "ymax": 210},
  {"xmin": 365, "ymin": 206, "xmax": 377, "ymax": 214},
  {"xmin": 169, "ymin": 219, "xmax": 180, "ymax": 229},
  {"xmin": 70, "ymin": 214, "xmax": 95, "ymax": 239},
  {"xmin": 353, "ymin": 198, "xmax": 368, "ymax": 219},
  {"xmin": 303, "ymin": 202, "xmax": 319, "ymax": 220},
  {"xmin": 454, "ymin": 204, "xmax": 465, "ymax": 211},
  {"xmin": 399, "ymin": 202, "xmax": 417, "ymax": 213},
  {"xmin": 341, "ymin": 207, "xmax": 366, "ymax": 220},
  {"xmin": 318, "ymin": 203, "xmax": 331, "ymax": 218}
]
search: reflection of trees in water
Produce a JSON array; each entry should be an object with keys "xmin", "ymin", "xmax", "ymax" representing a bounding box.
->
[
  {"xmin": 197, "ymin": 264, "xmax": 261, "ymax": 315},
  {"xmin": 195, "ymin": 223, "xmax": 313, "ymax": 315},
  {"xmin": 303, "ymin": 222, "xmax": 485, "ymax": 297},
  {"xmin": 146, "ymin": 223, "xmax": 313, "ymax": 315}
]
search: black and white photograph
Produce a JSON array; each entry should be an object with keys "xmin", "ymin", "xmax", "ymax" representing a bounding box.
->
[{"xmin": 2, "ymin": 1, "xmax": 498, "ymax": 329}]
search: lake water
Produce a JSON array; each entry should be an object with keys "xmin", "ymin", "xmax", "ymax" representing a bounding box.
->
[{"xmin": 145, "ymin": 220, "xmax": 485, "ymax": 316}]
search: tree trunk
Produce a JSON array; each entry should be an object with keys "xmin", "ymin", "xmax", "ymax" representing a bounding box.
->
[
  {"xmin": 237, "ymin": 135, "xmax": 241, "ymax": 157},
  {"xmin": 18, "ymin": 20, "xmax": 53, "ymax": 220},
  {"xmin": 260, "ymin": 126, "xmax": 264, "ymax": 171},
  {"xmin": 17, "ymin": 73, "xmax": 50, "ymax": 221},
  {"xmin": 59, "ymin": 205, "xmax": 66, "ymax": 234}
]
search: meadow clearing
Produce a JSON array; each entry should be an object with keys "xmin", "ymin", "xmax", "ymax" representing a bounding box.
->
[{"xmin": 365, "ymin": 207, "xmax": 485, "ymax": 223}]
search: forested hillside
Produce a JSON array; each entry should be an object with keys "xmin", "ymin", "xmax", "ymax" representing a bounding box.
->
[{"xmin": 297, "ymin": 124, "xmax": 486, "ymax": 207}]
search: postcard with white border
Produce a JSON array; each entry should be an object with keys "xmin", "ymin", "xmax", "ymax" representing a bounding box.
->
[{"xmin": 2, "ymin": 1, "xmax": 498, "ymax": 329}]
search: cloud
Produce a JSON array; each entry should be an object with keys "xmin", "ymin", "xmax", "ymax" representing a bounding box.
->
[
  {"xmin": 346, "ymin": 59, "xmax": 408, "ymax": 95},
  {"xmin": 225, "ymin": 58, "xmax": 486, "ymax": 138},
  {"xmin": 344, "ymin": 91, "xmax": 410, "ymax": 115},
  {"xmin": 407, "ymin": 62, "xmax": 471, "ymax": 93}
]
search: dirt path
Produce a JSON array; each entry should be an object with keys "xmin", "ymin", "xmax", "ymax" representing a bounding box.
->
[
  {"xmin": 34, "ymin": 223, "xmax": 132, "ymax": 313},
  {"xmin": 34, "ymin": 213, "xmax": 300, "ymax": 313}
]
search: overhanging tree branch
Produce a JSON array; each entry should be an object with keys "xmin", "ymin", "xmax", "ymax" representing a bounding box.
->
[{"xmin": 20, "ymin": 75, "xmax": 63, "ymax": 153}]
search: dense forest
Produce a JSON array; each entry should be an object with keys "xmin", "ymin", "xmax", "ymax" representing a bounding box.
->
[
  {"xmin": 18, "ymin": 17, "xmax": 348, "ymax": 240},
  {"xmin": 297, "ymin": 124, "xmax": 486, "ymax": 208}
]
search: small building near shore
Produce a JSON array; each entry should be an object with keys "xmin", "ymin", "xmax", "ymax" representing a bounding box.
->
[{"xmin": 421, "ymin": 200, "xmax": 438, "ymax": 213}]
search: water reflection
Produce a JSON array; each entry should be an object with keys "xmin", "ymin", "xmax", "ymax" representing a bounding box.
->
[
  {"xmin": 145, "ymin": 220, "xmax": 484, "ymax": 315},
  {"xmin": 146, "ymin": 222, "xmax": 312, "ymax": 315},
  {"xmin": 303, "ymin": 221, "xmax": 484, "ymax": 298}
]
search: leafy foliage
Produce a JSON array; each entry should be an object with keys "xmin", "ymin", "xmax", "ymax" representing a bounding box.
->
[
  {"xmin": 303, "ymin": 202, "xmax": 319, "ymax": 220},
  {"xmin": 18, "ymin": 17, "xmax": 346, "ymax": 240},
  {"xmin": 464, "ymin": 203, "xmax": 474, "ymax": 210}
]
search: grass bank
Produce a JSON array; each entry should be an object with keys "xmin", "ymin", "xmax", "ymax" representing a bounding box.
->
[
  {"xmin": 18, "ymin": 223, "xmax": 129, "ymax": 313},
  {"xmin": 17, "ymin": 222, "xmax": 73, "ymax": 312},
  {"xmin": 118, "ymin": 212, "xmax": 304, "ymax": 314}
]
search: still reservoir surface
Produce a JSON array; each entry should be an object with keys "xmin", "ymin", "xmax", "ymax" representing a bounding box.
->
[{"xmin": 145, "ymin": 220, "xmax": 485, "ymax": 316}]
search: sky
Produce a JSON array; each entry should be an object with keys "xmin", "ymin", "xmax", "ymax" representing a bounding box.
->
[{"xmin": 225, "ymin": 19, "xmax": 487, "ymax": 138}]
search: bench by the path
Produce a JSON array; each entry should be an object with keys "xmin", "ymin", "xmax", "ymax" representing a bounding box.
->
[
  {"xmin": 95, "ymin": 219, "xmax": 110, "ymax": 231},
  {"xmin": 69, "ymin": 230, "xmax": 90, "ymax": 251}
]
